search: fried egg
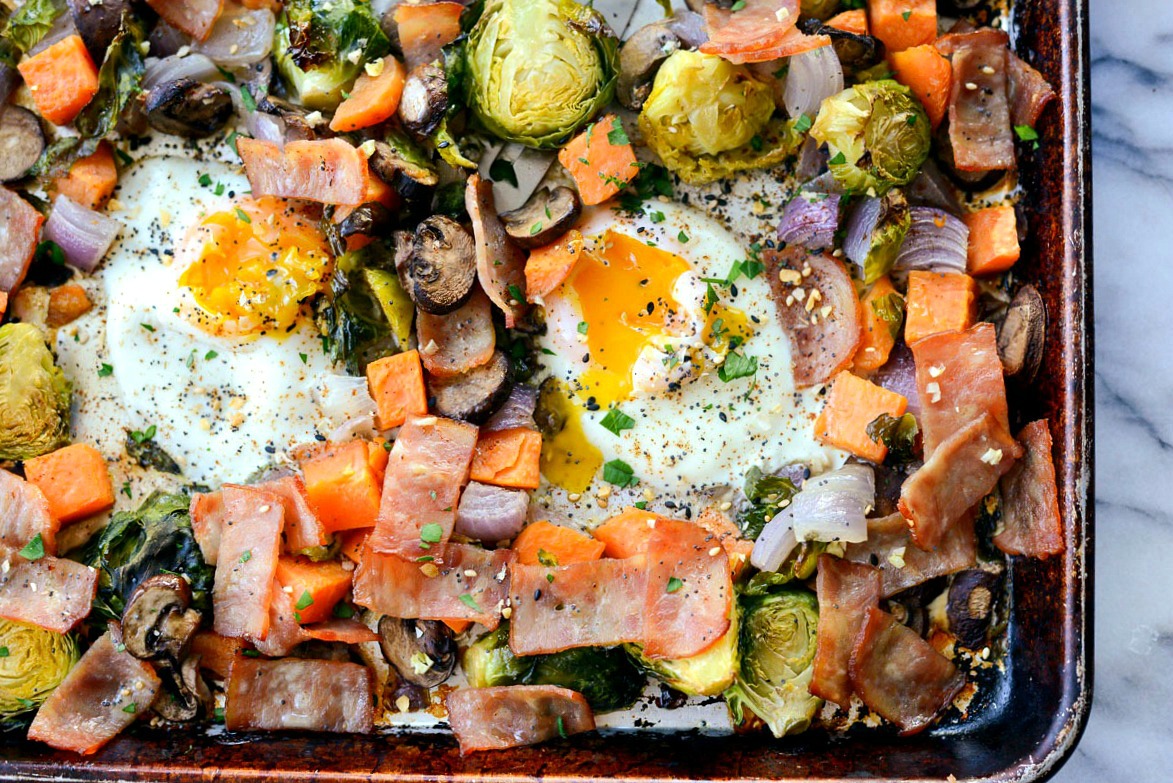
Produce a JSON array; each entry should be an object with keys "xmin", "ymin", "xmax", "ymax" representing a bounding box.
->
[
  {"xmin": 534, "ymin": 200, "xmax": 843, "ymax": 523},
  {"xmin": 55, "ymin": 135, "xmax": 340, "ymax": 495}
]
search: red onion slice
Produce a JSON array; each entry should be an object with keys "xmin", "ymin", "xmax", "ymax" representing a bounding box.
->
[
  {"xmin": 777, "ymin": 192, "xmax": 840, "ymax": 250},
  {"xmin": 143, "ymin": 53, "xmax": 221, "ymax": 91},
  {"xmin": 193, "ymin": 4, "xmax": 274, "ymax": 67},
  {"xmin": 751, "ymin": 464, "xmax": 875, "ymax": 572},
  {"xmin": 843, "ymin": 196, "xmax": 882, "ymax": 268},
  {"xmin": 313, "ymin": 374, "xmax": 378, "ymax": 440},
  {"xmin": 907, "ymin": 159, "xmax": 961, "ymax": 214},
  {"xmin": 795, "ymin": 135, "xmax": 826, "ymax": 181},
  {"xmin": 783, "ymin": 44, "xmax": 843, "ymax": 121},
  {"xmin": 873, "ymin": 344, "xmax": 919, "ymax": 416},
  {"xmin": 454, "ymin": 481, "xmax": 529, "ymax": 544},
  {"xmin": 893, "ymin": 207, "xmax": 969, "ymax": 275},
  {"xmin": 484, "ymin": 384, "xmax": 537, "ymax": 432},
  {"xmin": 43, "ymin": 196, "xmax": 121, "ymax": 273},
  {"xmin": 247, "ymin": 110, "xmax": 287, "ymax": 148}
]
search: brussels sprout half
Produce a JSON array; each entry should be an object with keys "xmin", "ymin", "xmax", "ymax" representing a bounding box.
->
[
  {"xmin": 0, "ymin": 619, "xmax": 78, "ymax": 722},
  {"xmin": 466, "ymin": 0, "xmax": 619, "ymax": 149},
  {"xmin": 0, "ymin": 322, "xmax": 71, "ymax": 461},
  {"xmin": 626, "ymin": 601, "xmax": 739, "ymax": 697}
]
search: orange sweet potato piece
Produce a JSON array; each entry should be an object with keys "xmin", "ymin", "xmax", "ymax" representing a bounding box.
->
[
  {"xmin": 815, "ymin": 371, "xmax": 909, "ymax": 463},
  {"xmin": 273, "ymin": 556, "xmax": 353, "ymax": 625},
  {"xmin": 525, "ymin": 230, "xmax": 584, "ymax": 299},
  {"xmin": 867, "ymin": 0, "xmax": 937, "ymax": 53},
  {"xmin": 23, "ymin": 443, "xmax": 114, "ymax": 524},
  {"xmin": 964, "ymin": 206, "xmax": 1021, "ymax": 275},
  {"xmin": 513, "ymin": 521, "xmax": 605, "ymax": 566},
  {"xmin": 557, "ymin": 115, "xmax": 639, "ymax": 206},
  {"xmin": 469, "ymin": 428, "xmax": 542, "ymax": 490},
  {"xmin": 366, "ymin": 350, "xmax": 428, "ymax": 430},
  {"xmin": 591, "ymin": 507, "xmax": 667, "ymax": 559},
  {"xmin": 904, "ymin": 270, "xmax": 978, "ymax": 344},
  {"xmin": 18, "ymin": 35, "xmax": 100, "ymax": 125},
  {"xmin": 300, "ymin": 440, "xmax": 383, "ymax": 532},
  {"xmin": 889, "ymin": 44, "xmax": 952, "ymax": 128},
  {"xmin": 330, "ymin": 57, "xmax": 407, "ymax": 132},
  {"xmin": 54, "ymin": 141, "xmax": 118, "ymax": 210},
  {"xmin": 853, "ymin": 276, "xmax": 900, "ymax": 373}
]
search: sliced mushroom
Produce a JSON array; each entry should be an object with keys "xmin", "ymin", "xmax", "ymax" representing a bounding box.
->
[
  {"xmin": 618, "ymin": 22, "xmax": 683, "ymax": 111},
  {"xmin": 499, "ymin": 186, "xmax": 582, "ymax": 249},
  {"xmin": 0, "ymin": 106, "xmax": 45, "ymax": 183},
  {"xmin": 369, "ymin": 139, "xmax": 438, "ymax": 203},
  {"xmin": 67, "ymin": 0, "xmax": 128, "ymax": 60},
  {"xmin": 152, "ymin": 655, "xmax": 208, "ymax": 722},
  {"xmin": 144, "ymin": 79, "xmax": 234, "ymax": 138},
  {"xmin": 996, "ymin": 284, "xmax": 1046, "ymax": 382},
  {"xmin": 392, "ymin": 228, "xmax": 416, "ymax": 293},
  {"xmin": 377, "ymin": 616, "xmax": 458, "ymax": 688},
  {"xmin": 398, "ymin": 63, "xmax": 448, "ymax": 136},
  {"xmin": 409, "ymin": 216, "xmax": 478, "ymax": 314},
  {"xmin": 257, "ymin": 95, "xmax": 320, "ymax": 142},
  {"xmin": 338, "ymin": 202, "xmax": 396, "ymax": 244},
  {"xmin": 798, "ymin": 17, "xmax": 884, "ymax": 68},
  {"xmin": 121, "ymin": 573, "xmax": 202, "ymax": 664},
  {"xmin": 427, "ymin": 349, "xmax": 513, "ymax": 424},
  {"xmin": 946, "ymin": 569, "xmax": 1003, "ymax": 649}
]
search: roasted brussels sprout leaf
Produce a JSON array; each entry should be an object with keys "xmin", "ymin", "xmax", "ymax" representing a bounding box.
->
[
  {"xmin": 463, "ymin": 624, "xmax": 645, "ymax": 712},
  {"xmin": 626, "ymin": 603, "xmax": 739, "ymax": 697},
  {"xmin": 82, "ymin": 492, "xmax": 214, "ymax": 623},
  {"xmin": 315, "ymin": 244, "xmax": 400, "ymax": 374},
  {"xmin": 0, "ymin": 618, "xmax": 78, "ymax": 727},
  {"xmin": 275, "ymin": 0, "xmax": 390, "ymax": 110},
  {"xmin": 0, "ymin": 323, "xmax": 71, "ymax": 461},
  {"xmin": 466, "ymin": 0, "xmax": 619, "ymax": 148},
  {"xmin": 867, "ymin": 412, "xmax": 920, "ymax": 465},
  {"xmin": 724, "ymin": 587, "xmax": 821, "ymax": 738},
  {"xmin": 639, "ymin": 50, "xmax": 802, "ymax": 184},
  {"xmin": 737, "ymin": 466, "xmax": 800, "ymax": 540},
  {"xmin": 811, "ymin": 80, "xmax": 931, "ymax": 195},
  {"xmin": 125, "ymin": 430, "xmax": 182, "ymax": 474}
]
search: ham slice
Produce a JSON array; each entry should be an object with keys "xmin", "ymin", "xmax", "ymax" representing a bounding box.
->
[
  {"xmin": 810, "ymin": 556, "xmax": 882, "ymax": 707},
  {"xmin": 844, "ymin": 512, "xmax": 977, "ymax": 598},
  {"xmin": 849, "ymin": 607, "xmax": 965, "ymax": 734},
  {"xmin": 353, "ymin": 543, "xmax": 513, "ymax": 630},
  {"xmin": 416, "ymin": 289, "xmax": 497, "ymax": 379},
  {"xmin": 994, "ymin": 420, "xmax": 1065, "ymax": 558},
  {"xmin": 237, "ymin": 138, "xmax": 369, "ymax": 207},
  {"xmin": 250, "ymin": 578, "xmax": 310, "ymax": 657},
  {"xmin": 716, "ymin": 26, "xmax": 831, "ymax": 65},
  {"xmin": 899, "ymin": 413, "xmax": 1022, "ymax": 550},
  {"xmin": 0, "ymin": 552, "xmax": 98, "ymax": 633},
  {"xmin": 0, "ymin": 468, "xmax": 57, "ymax": 556},
  {"xmin": 304, "ymin": 616, "xmax": 380, "ymax": 644},
  {"xmin": 642, "ymin": 520, "xmax": 732, "ymax": 660},
  {"xmin": 367, "ymin": 414, "xmax": 478, "ymax": 557},
  {"xmin": 28, "ymin": 630, "xmax": 161, "ymax": 754},
  {"xmin": 212, "ymin": 485, "xmax": 284, "ymax": 639},
  {"xmin": 254, "ymin": 475, "xmax": 329, "ymax": 554},
  {"xmin": 911, "ymin": 322, "xmax": 1009, "ymax": 457},
  {"xmin": 189, "ymin": 490, "xmax": 226, "ymax": 566},
  {"xmin": 145, "ymin": 0, "xmax": 223, "ymax": 40},
  {"xmin": 700, "ymin": 0, "xmax": 799, "ymax": 56},
  {"xmin": 0, "ymin": 185, "xmax": 44, "ymax": 293},
  {"xmin": 1008, "ymin": 52, "xmax": 1057, "ymax": 129},
  {"xmin": 445, "ymin": 685, "xmax": 594, "ymax": 753},
  {"xmin": 939, "ymin": 30, "xmax": 1015, "ymax": 172},
  {"xmin": 466, "ymin": 174, "xmax": 528, "ymax": 328},
  {"xmin": 508, "ymin": 556, "xmax": 647, "ymax": 656},
  {"xmin": 225, "ymin": 657, "xmax": 374, "ymax": 733}
]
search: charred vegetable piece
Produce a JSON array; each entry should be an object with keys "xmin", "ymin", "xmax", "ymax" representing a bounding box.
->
[
  {"xmin": 499, "ymin": 186, "xmax": 582, "ymax": 250},
  {"xmin": 143, "ymin": 79, "xmax": 234, "ymax": 138},
  {"xmin": 427, "ymin": 349, "xmax": 513, "ymax": 424},
  {"xmin": 257, "ymin": 95, "xmax": 320, "ymax": 142},
  {"xmin": 798, "ymin": 17, "xmax": 883, "ymax": 68},
  {"xmin": 338, "ymin": 202, "xmax": 396, "ymax": 244},
  {"xmin": 377, "ymin": 616, "xmax": 457, "ymax": 688},
  {"xmin": 368, "ymin": 133, "xmax": 438, "ymax": 203},
  {"xmin": 946, "ymin": 569, "xmax": 1002, "ymax": 650},
  {"xmin": 626, "ymin": 604, "xmax": 739, "ymax": 697},
  {"xmin": 0, "ymin": 106, "xmax": 45, "ymax": 183},
  {"xmin": 409, "ymin": 216, "xmax": 478, "ymax": 315},
  {"xmin": 66, "ymin": 0, "xmax": 128, "ymax": 60},
  {"xmin": 120, "ymin": 574, "xmax": 201, "ymax": 664},
  {"xmin": 398, "ymin": 63, "xmax": 448, "ymax": 137},
  {"xmin": 996, "ymin": 284, "xmax": 1046, "ymax": 382},
  {"xmin": 0, "ymin": 323, "xmax": 71, "ymax": 461}
]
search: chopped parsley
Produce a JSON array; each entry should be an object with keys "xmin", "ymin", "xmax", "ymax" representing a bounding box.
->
[
  {"xmin": 677, "ymin": 230, "xmax": 689, "ymax": 243},
  {"xmin": 129, "ymin": 425, "xmax": 157, "ymax": 444},
  {"xmin": 602, "ymin": 459, "xmax": 638, "ymax": 488},
  {"xmin": 508, "ymin": 283, "xmax": 525, "ymax": 304},
  {"xmin": 577, "ymin": 321, "xmax": 589, "ymax": 335},
  {"xmin": 793, "ymin": 113, "xmax": 813, "ymax": 133},
  {"xmin": 98, "ymin": 363, "xmax": 114, "ymax": 377},
  {"xmin": 902, "ymin": 9, "xmax": 912, "ymax": 20},
  {"xmin": 730, "ymin": 0, "xmax": 747, "ymax": 10},
  {"xmin": 140, "ymin": 323, "xmax": 155, "ymax": 332},
  {"xmin": 1014, "ymin": 124, "xmax": 1041, "ymax": 149},
  {"xmin": 295, "ymin": 590, "xmax": 314, "ymax": 611},
  {"xmin": 0, "ymin": 646, "xmax": 7, "ymax": 657},
  {"xmin": 299, "ymin": 352, "xmax": 309, "ymax": 364},
  {"xmin": 235, "ymin": 207, "xmax": 252, "ymax": 224},
  {"xmin": 240, "ymin": 85, "xmax": 257, "ymax": 112},
  {"xmin": 537, "ymin": 549, "xmax": 559, "ymax": 567},
  {"xmin": 829, "ymin": 151, "xmax": 847, "ymax": 165},
  {"xmin": 239, "ymin": 550, "xmax": 252, "ymax": 564},
  {"xmin": 718, "ymin": 352, "xmax": 758, "ymax": 383},
  {"xmin": 607, "ymin": 121, "xmax": 630, "ymax": 146},
  {"xmin": 459, "ymin": 593, "xmax": 481, "ymax": 612},
  {"xmin": 20, "ymin": 533, "xmax": 47, "ymax": 562},
  {"xmin": 205, "ymin": 350, "xmax": 219, "ymax": 361},
  {"xmin": 333, "ymin": 602, "xmax": 355, "ymax": 619},
  {"xmin": 556, "ymin": 715, "xmax": 568, "ymax": 738},
  {"xmin": 420, "ymin": 523, "xmax": 444, "ymax": 548},
  {"xmin": 666, "ymin": 576, "xmax": 684, "ymax": 593},
  {"xmin": 649, "ymin": 210, "xmax": 665, "ymax": 223},
  {"xmin": 198, "ymin": 173, "xmax": 212, "ymax": 187},
  {"xmin": 750, "ymin": 134, "xmax": 764, "ymax": 151},
  {"xmin": 599, "ymin": 407, "xmax": 635, "ymax": 435},
  {"xmin": 122, "ymin": 702, "xmax": 137, "ymax": 714},
  {"xmin": 529, "ymin": 221, "xmax": 543, "ymax": 235}
]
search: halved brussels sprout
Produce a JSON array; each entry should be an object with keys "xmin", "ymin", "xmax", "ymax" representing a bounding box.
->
[
  {"xmin": 723, "ymin": 588, "xmax": 821, "ymax": 737},
  {"xmin": 0, "ymin": 322, "xmax": 71, "ymax": 461},
  {"xmin": 638, "ymin": 50, "xmax": 802, "ymax": 185},
  {"xmin": 626, "ymin": 602, "xmax": 739, "ymax": 697},
  {"xmin": 466, "ymin": 0, "xmax": 619, "ymax": 149},
  {"xmin": 811, "ymin": 80, "xmax": 931, "ymax": 195},
  {"xmin": 0, "ymin": 619, "xmax": 78, "ymax": 721}
]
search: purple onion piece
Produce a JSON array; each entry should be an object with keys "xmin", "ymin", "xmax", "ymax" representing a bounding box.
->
[
  {"xmin": 803, "ymin": 170, "xmax": 845, "ymax": 195},
  {"xmin": 893, "ymin": 207, "xmax": 969, "ymax": 275},
  {"xmin": 148, "ymin": 21, "xmax": 191, "ymax": 58},
  {"xmin": 247, "ymin": 109, "xmax": 287, "ymax": 147},
  {"xmin": 907, "ymin": 158, "xmax": 962, "ymax": 214},
  {"xmin": 843, "ymin": 196, "xmax": 882, "ymax": 267},
  {"xmin": 783, "ymin": 44, "xmax": 843, "ymax": 120},
  {"xmin": 484, "ymin": 384, "xmax": 538, "ymax": 432},
  {"xmin": 193, "ymin": 5, "xmax": 275, "ymax": 67},
  {"xmin": 873, "ymin": 343, "xmax": 919, "ymax": 416},
  {"xmin": 43, "ymin": 196, "xmax": 121, "ymax": 273},
  {"xmin": 143, "ymin": 53, "xmax": 221, "ymax": 91},
  {"xmin": 454, "ymin": 481, "xmax": 529, "ymax": 544},
  {"xmin": 777, "ymin": 192, "xmax": 840, "ymax": 250},
  {"xmin": 795, "ymin": 136, "xmax": 826, "ymax": 181},
  {"xmin": 665, "ymin": 10, "xmax": 708, "ymax": 48}
]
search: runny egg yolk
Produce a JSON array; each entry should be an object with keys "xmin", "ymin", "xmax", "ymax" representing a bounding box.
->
[
  {"xmin": 538, "ymin": 379, "xmax": 603, "ymax": 495},
  {"xmin": 569, "ymin": 230, "xmax": 690, "ymax": 407},
  {"xmin": 178, "ymin": 197, "xmax": 331, "ymax": 336}
]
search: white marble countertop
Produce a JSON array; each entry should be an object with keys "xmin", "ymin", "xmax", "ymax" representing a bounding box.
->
[{"xmin": 1058, "ymin": 0, "xmax": 1173, "ymax": 779}]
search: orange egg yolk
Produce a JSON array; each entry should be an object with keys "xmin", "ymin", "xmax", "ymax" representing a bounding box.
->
[{"xmin": 179, "ymin": 197, "xmax": 331, "ymax": 336}]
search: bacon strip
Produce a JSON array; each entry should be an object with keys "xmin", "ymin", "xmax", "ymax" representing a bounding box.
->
[
  {"xmin": 28, "ymin": 630, "xmax": 161, "ymax": 755},
  {"xmin": 445, "ymin": 685, "xmax": 594, "ymax": 753},
  {"xmin": 899, "ymin": 413, "xmax": 1022, "ymax": 550},
  {"xmin": 0, "ymin": 551, "xmax": 97, "ymax": 634},
  {"xmin": 0, "ymin": 468, "xmax": 57, "ymax": 556},
  {"xmin": 250, "ymin": 578, "xmax": 310, "ymax": 657},
  {"xmin": 212, "ymin": 485, "xmax": 283, "ymax": 639},
  {"xmin": 911, "ymin": 322, "xmax": 1009, "ymax": 457},
  {"xmin": 416, "ymin": 289, "xmax": 497, "ymax": 379},
  {"xmin": 353, "ymin": 543, "xmax": 514, "ymax": 630},
  {"xmin": 700, "ymin": 0, "xmax": 800, "ymax": 56},
  {"xmin": 466, "ymin": 174, "xmax": 528, "ymax": 328},
  {"xmin": 717, "ymin": 26, "xmax": 831, "ymax": 65},
  {"xmin": 304, "ymin": 617, "xmax": 380, "ymax": 644},
  {"xmin": 642, "ymin": 520, "xmax": 731, "ymax": 660},
  {"xmin": 810, "ymin": 556, "xmax": 882, "ymax": 707},
  {"xmin": 1008, "ymin": 52, "xmax": 1057, "ymax": 129},
  {"xmin": 254, "ymin": 475, "xmax": 330, "ymax": 554},
  {"xmin": 845, "ymin": 512, "xmax": 977, "ymax": 597},
  {"xmin": 145, "ymin": 0, "xmax": 224, "ymax": 40},
  {"xmin": 367, "ymin": 414, "xmax": 478, "ymax": 557},
  {"xmin": 939, "ymin": 30, "xmax": 1014, "ymax": 172},
  {"xmin": 0, "ymin": 186, "xmax": 44, "ymax": 293},
  {"xmin": 237, "ymin": 138, "xmax": 369, "ymax": 207},
  {"xmin": 994, "ymin": 420, "xmax": 1064, "ymax": 558},
  {"xmin": 849, "ymin": 607, "xmax": 965, "ymax": 734},
  {"xmin": 189, "ymin": 490, "xmax": 226, "ymax": 566},
  {"xmin": 225, "ymin": 657, "xmax": 374, "ymax": 733}
]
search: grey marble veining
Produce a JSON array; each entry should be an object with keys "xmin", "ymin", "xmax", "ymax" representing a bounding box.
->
[{"xmin": 1060, "ymin": 0, "xmax": 1173, "ymax": 779}]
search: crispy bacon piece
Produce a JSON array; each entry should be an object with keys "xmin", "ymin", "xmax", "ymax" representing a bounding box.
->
[
  {"xmin": 716, "ymin": 26, "xmax": 831, "ymax": 65},
  {"xmin": 849, "ymin": 607, "xmax": 965, "ymax": 734},
  {"xmin": 911, "ymin": 322, "xmax": 1009, "ymax": 457},
  {"xmin": 237, "ymin": 138, "xmax": 369, "ymax": 207},
  {"xmin": 765, "ymin": 247, "xmax": 862, "ymax": 388},
  {"xmin": 0, "ymin": 551, "xmax": 98, "ymax": 633},
  {"xmin": 445, "ymin": 685, "xmax": 595, "ymax": 753},
  {"xmin": 508, "ymin": 557, "xmax": 647, "ymax": 656},
  {"xmin": 994, "ymin": 420, "xmax": 1065, "ymax": 558},
  {"xmin": 353, "ymin": 543, "xmax": 514, "ymax": 630},
  {"xmin": 225, "ymin": 657, "xmax": 374, "ymax": 733},
  {"xmin": 189, "ymin": 631, "xmax": 243, "ymax": 680},
  {"xmin": 899, "ymin": 413, "xmax": 1022, "ymax": 550},
  {"xmin": 642, "ymin": 520, "xmax": 731, "ymax": 660},
  {"xmin": 28, "ymin": 630, "xmax": 161, "ymax": 754},
  {"xmin": 145, "ymin": 0, "xmax": 223, "ymax": 39},
  {"xmin": 212, "ymin": 485, "xmax": 284, "ymax": 639},
  {"xmin": 465, "ymin": 175, "xmax": 528, "ymax": 328},
  {"xmin": 810, "ymin": 556, "xmax": 882, "ymax": 707},
  {"xmin": 254, "ymin": 475, "xmax": 330, "ymax": 554},
  {"xmin": 938, "ymin": 30, "xmax": 1014, "ymax": 172},
  {"xmin": 416, "ymin": 289, "xmax": 497, "ymax": 379},
  {"xmin": 0, "ymin": 186, "xmax": 44, "ymax": 294},
  {"xmin": 0, "ymin": 468, "xmax": 57, "ymax": 555},
  {"xmin": 700, "ymin": 0, "xmax": 799, "ymax": 57},
  {"xmin": 304, "ymin": 617, "xmax": 380, "ymax": 644},
  {"xmin": 250, "ymin": 578, "xmax": 310, "ymax": 657},
  {"xmin": 845, "ymin": 512, "xmax": 977, "ymax": 597},
  {"xmin": 1008, "ymin": 52, "xmax": 1057, "ymax": 129},
  {"xmin": 189, "ymin": 490, "xmax": 226, "ymax": 566},
  {"xmin": 367, "ymin": 414, "xmax": 478, "ymax": 557}
]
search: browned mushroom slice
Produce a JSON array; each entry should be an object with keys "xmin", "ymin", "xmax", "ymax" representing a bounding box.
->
[
  {"xmin": 945, "ymin": 568, "xmax": 1003, "ymax": 650},
  {"xmin": 120, "ymin": 573, "xmax": 202, "ymax": 664},
  {"xmin": 398, "ymin": 63, "xmax": 449, "ymax": 136},
  {"xmin": 417, "ymin": 287, "xmax": 496, "ymax": 378},
  {"xmin": 337, "ymin": 202, "xmax": 396, "ymax": 245},
  {"xmin": 410, "ymin": 215, "xmax": 478, "ymax": 314},
  {"xmin": 377, "ymin": 616, "xmax": 458, "ymax": 688},
  {"xmin": 67, "ymin": 0, "xmax": 128, "ymax": 60},
  {"xmin": 368, "ymin": 138, "xmax": 438, "ymax": 203},
  {"xmin": 0, "ymin": 106, "xmax": 45, "ymax": 183},
  {"xmin": 996, "ymin": 284, "xmax": 1046, "ymax": 382},
  {"xmin": 617, "ymin": 22, "xmax": 684, "ymax": 111},
  {"xmin": 427, "ymin": 350, "xmax": 513, "ymax": 424},
  {"xmin": 143, "ymin": 79, "xmax": 234, "ymax": 138},
  {"xmin": 499, "ymin": 186, "xmax": 582, "ymax": 250},
  {"xmin": 466, "ymin": 174, "xmax": 528, "ymax": 327}
]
